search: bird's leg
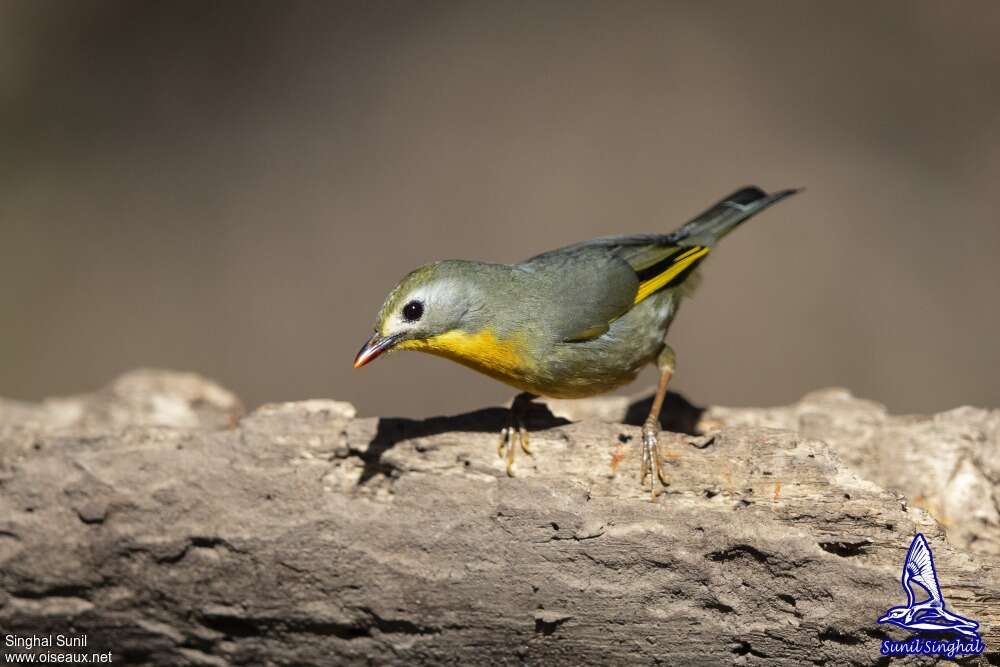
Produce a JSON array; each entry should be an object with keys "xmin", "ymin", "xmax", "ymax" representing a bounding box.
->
[
  {"xmin": 498, "ymin": 392, "xmax": 535, "ymax": 476},
  {"xmin": 640, "ymin": 345, "xmax": 675, "ymax": 500}
]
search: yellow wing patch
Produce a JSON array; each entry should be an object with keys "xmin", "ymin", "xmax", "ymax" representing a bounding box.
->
[{"xmin": 633, "ymin": 246, "xmax": 710, "ymax": 304}]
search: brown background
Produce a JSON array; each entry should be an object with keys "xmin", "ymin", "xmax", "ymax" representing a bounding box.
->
[{"xmin": 2, "ymin": 1, "xmax": 998, "ymax": 418}]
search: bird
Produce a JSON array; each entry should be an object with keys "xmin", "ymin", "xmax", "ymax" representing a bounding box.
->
[
  {"xmin": 354, "ymin": 186, "xmax": 799, "ymax": 497},
  {"xmin": 877, "ymin": 533, "xmax": 980, "ymax": 638}
]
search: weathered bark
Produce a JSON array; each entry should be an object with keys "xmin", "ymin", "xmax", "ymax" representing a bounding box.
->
[
  {"xmin": 0, "ymin": 371, "xmax": 996, "ymax": 665},
  {"xmin": 551, "ymin": 387, "xmax": 1000, "ymax": 559}
]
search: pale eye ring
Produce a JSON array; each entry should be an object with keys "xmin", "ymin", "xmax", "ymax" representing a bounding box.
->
[{"xmin": 402, "ymin": 300, "xmax": 424, "ymax": 322}]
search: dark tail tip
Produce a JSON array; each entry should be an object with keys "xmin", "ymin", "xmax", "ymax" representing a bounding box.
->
[
  {"xmin": 666, "ymin": 185, "xmax": 803, "ymax": 244},
  {"xmin": 728, "ymin": 186, "xmax": 804, "ymax": 206},
  {"xmin": 726, "ymin": 186, "xmax": 769, "ymax": 205},
  {"xmin": 772, "ymin": 187, "xmax": 804, "ymax": 199}
]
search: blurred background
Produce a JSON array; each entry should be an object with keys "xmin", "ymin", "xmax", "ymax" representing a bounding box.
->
[{"xmin": 2, "ymin": 0, "xmax": 999, "ymax": 418}]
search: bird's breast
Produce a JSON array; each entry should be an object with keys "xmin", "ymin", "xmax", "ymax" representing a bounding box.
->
[{"xmin": 396, "ymin": 326, "xmax": 645, "ymax": 399}]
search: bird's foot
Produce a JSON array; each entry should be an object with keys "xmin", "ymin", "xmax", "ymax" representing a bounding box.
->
[
  {"xmin": 497, "ymin": 393, "xmax": 535, "ymax": 476},
  {"xmin": 498, "ymin": 422, "xmax": 531, "ymax": 476},
  {"xmin": 639, "ymin": 421, "xmax": 668, "ymax": 501}
]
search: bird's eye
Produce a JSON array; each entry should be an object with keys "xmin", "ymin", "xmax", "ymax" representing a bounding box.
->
[{"xmin": 402, "ymin": 300, "xmax": 424, "ymax": 322}]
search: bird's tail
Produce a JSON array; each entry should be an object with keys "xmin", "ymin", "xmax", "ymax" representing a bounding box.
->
[{"xmin": 666, "ymin": 186, "xmax": 801, "ymax": 247}]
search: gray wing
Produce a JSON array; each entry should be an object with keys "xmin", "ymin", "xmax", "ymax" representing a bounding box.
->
[
  {"xmin": 904, "ymin": 534, "xmax": 944, "ymax": 605},
  {"xmin": 517, "ymin": 246, "xmax": 639, "ymax": 342},
  {"xmin": 525, "ymin": 236, "xmax": 711, "ymax": 315}
]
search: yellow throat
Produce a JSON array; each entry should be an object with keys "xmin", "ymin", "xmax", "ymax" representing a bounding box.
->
[{"xmin": 396, "ymin": 328, "xmax": 533, "ymax": 388}]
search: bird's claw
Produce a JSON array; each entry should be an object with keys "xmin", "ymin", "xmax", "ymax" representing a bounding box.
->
[
  {"xmin": 498, "ymin": 420, "xmax": 532, "ymax": 476},
  {"xmin": 518, "ymin": 425, "xmax": 532, "ymax": 456},
  {"xmin": 639, "ymin": 423, "xmax": 668, "ymax": 500}
]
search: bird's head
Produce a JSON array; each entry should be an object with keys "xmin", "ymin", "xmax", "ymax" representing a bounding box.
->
[
  {"xmin": 353, "ymin": 261, "xmax": 483, "ymax": 368},
  {"xmin": 878, "ymin": 606, "xmax": 911, "ymax": 625}
]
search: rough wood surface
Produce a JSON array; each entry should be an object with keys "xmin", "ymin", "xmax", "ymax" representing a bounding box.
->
[{"xmin": 0, "ymin": 371, "xmax": 996, "ymax": 665}]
